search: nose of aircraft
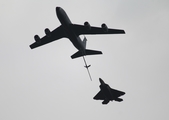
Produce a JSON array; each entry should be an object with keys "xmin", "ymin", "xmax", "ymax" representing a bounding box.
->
[
  {"xmin": 99, "ymin": 78, "xmax": 105, "ymax": 84},
  {"xmin": 56, "ymin": 7, "xmax": 62, "ymax": 17},
  {"xmin": 56, "ymin": 7, "xmax": 61, "ymax": 12},
  {"xmin": 122, "ymin": 92, "xmax": 126, "ymax": 95}
]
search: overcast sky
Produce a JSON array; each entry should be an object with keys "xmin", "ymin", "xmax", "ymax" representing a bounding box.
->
[{"xmin": 1, "ymin": 0, "xmax": 169, "ymax": 120}]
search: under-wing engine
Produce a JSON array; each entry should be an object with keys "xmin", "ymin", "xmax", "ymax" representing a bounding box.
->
[
  {"xmin": 34, "ymin": 35, "xmax": 41, "ymax": 43},
  {"xmin": 101, "ymin": 23, "xmax": 108, "ymax": 32},
  {"xmin": 84, "ymin": 21, "xmax": 91, "ymax": 30},
  {"xmin": 45, "ymin": 28, "xmax": 51, "ymax": 37}
]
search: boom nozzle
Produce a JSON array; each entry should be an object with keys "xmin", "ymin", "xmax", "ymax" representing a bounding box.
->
[{"xmin": 84, "ymin": 65, "xmax": 91, "ymax": 68}]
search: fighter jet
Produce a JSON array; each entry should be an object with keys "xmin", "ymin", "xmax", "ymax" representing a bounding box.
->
[
  {"xmin": 93, "ymin": 78, "xmax": 125, "ymax": 104},
  {"xmin": 30, "ymin": 7, "xmax": 125, "ymax": 59}
]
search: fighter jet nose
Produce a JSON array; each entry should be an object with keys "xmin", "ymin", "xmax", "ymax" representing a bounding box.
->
[{"xmin": 99, "ymin": 78, "xmax": 104, "ymax": 84}]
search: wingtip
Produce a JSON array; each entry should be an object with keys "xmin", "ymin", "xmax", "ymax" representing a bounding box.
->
[
  {"xmin": 29, "ymin": 45, "xmax": 33, "ymax": 49},
  {"xmin": 29, "ymin": 44, "xmax": 34, "ymax": 49}
]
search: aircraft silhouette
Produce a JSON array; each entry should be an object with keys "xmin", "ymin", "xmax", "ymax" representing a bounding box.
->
[
  {"xmin": 30, "ymin": 7, "xmax": 125, "ymax": 59},
  {"xmin": 93, "ymin": 78, "xmax": 125, "ymax": 104}
]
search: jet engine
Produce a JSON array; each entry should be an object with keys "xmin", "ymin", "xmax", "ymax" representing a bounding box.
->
[
  {"xmin": 101, "ymin": 23, "xmax": 108, "ymax": 32},
  {"xmin": 34, "ymin": 35, "xmax": 41, "ymax": 43},
  {"xmin": 84, "ymin": 21, "xmax": 91, "ymax": 30},
  {"xmin": 45, "ymin": 28, "xmax": 51, "ymax": 37}
]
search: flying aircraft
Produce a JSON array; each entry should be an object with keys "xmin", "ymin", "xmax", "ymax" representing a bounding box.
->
[
  {"xmin": 93, "ymin": 78, "xmax": 125, "ymax": 104},
  {"xmin": 29, "ymin": 7, "xmax": 125, "ymax": 59}
]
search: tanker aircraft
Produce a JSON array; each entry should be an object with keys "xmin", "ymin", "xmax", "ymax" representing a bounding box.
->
[{"xmin": 30, "ymin": 7, "xmax": 125, "ymax": 59}]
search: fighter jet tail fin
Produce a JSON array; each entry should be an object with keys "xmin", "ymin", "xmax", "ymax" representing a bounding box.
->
[{"xmin": 71, "ymin": 49, "xmax": 102, "ymax": 59}]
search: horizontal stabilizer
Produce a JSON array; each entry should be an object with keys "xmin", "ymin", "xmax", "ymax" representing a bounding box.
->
[
  {"xmin": 115, "ymin": 98, "xmax": 123, "ymax": 102},
  {"xmin": 102, "ymin": 99, "xmax": 110, "ymax": 104},
  {"xmin": 71, "ymin": 49, "xmax": 102, "ymax": 59}
]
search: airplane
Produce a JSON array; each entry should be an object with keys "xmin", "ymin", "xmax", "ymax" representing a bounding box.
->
[
  {"xmin": 29, "ymin": 7, "xmax": 125, "ymax": 59},
  {"xmin": 93, "ymin": 78, "xmax": 125, "ymax": 104}
]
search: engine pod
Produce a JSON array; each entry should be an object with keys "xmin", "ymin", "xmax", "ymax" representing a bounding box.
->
[
  {"xmin": 101, "ymin": 23, "xmax": 108, "ymax": 32},
  {"xmin": 84, "ymin": 21, "xmax": 91, "ymax": 30},
  {"xmin": 45, "ymin": 28, "xmax": 51, "ymax": 37},
  {"xmin": 34, "ymin": 35, "xmax": 41, "ymax": 43}
]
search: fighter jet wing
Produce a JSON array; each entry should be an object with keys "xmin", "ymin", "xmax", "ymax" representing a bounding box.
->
[
  {"xmin": 30, "ymin": 25, "xmax": 67, "ymax": 49},
  {"xmin": 111, "ymin": 88, "xmax": 125, "ymax": 97},
  {"xmin": 71, "ymin": 24, "xmax": 125, "ymax": 36},
  {"xmin": 93, "ymin": 90, "xmax": 105, "ymax": 100}
]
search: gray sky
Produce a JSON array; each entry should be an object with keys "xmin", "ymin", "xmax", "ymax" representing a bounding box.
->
[{"xmin": 1, "ymin": 0, "xmax": 169, "ymax": 120}]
